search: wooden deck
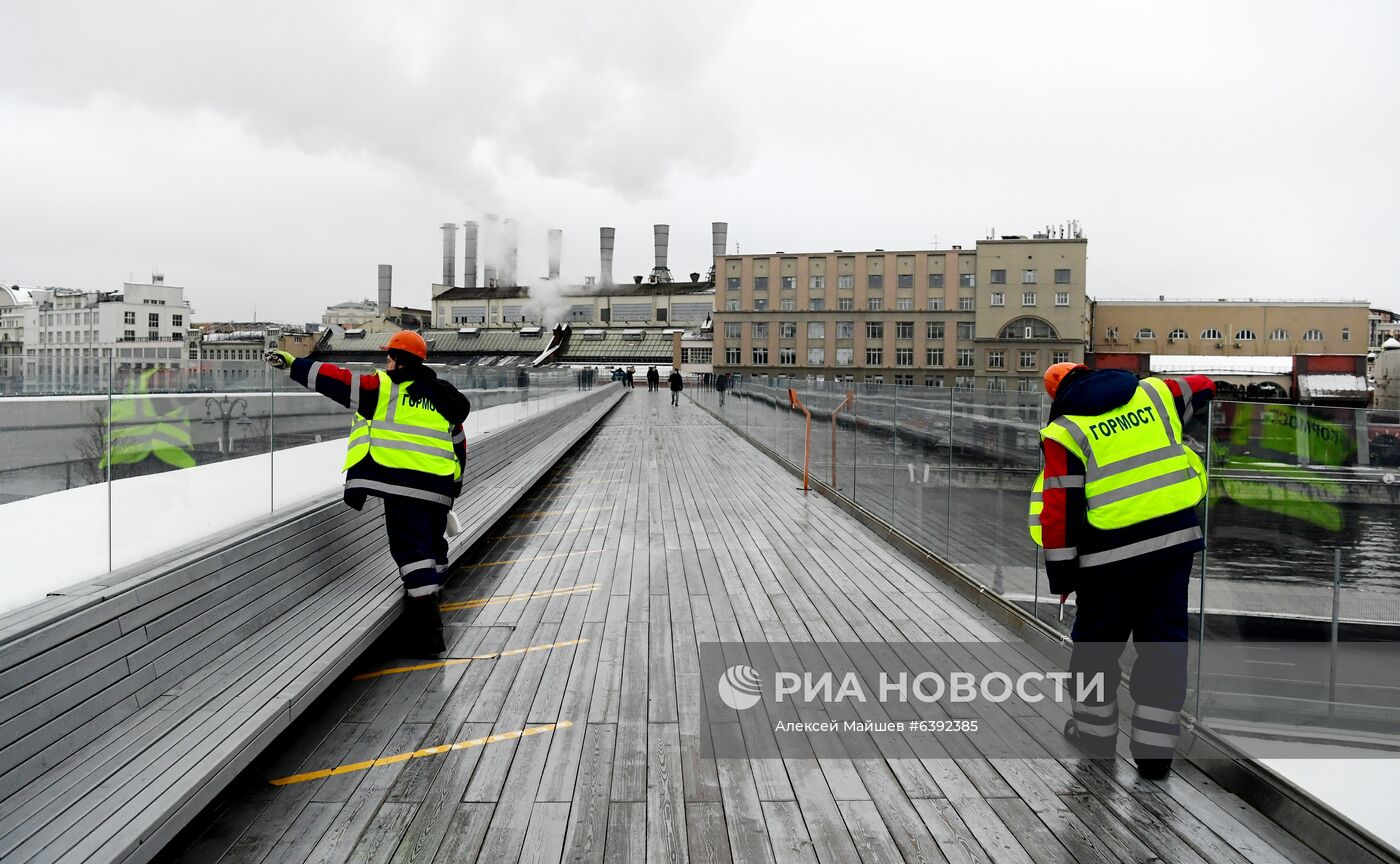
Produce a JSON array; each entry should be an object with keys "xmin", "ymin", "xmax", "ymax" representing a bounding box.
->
[{"xmin": 163, "ymin": 391, "xmax": 1328, "ymax": 864}]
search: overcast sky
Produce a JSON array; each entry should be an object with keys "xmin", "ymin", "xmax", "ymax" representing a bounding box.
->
[{"xmin": 2, "ymin": 1, "xmax": 1397, "ymax": 322}]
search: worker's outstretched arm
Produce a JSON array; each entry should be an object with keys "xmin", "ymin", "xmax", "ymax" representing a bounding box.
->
[
  {"xmin": 1163, "ymin": 374, "xmax": 1215, "ymax": 429},
  {"xmin": 265, "ymin": 351, "xmax": 381, "ymax": 420},
  {"xmin": 1040, "ymin": 437, "xmax": 1087, "ymax": 596}
]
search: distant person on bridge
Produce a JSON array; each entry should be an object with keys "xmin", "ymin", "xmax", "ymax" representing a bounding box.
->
[
  {"xmin": 646, "ymin": 365, "xmax": 660, "ymax": 392},
  {"xmin": 715, "ymin": 371, "xmax": 728, "ymax": 407},
  {"xmin": 668, "ymin": 368, "xmax": 683, "ymax": 406},
  {"xmin": 266, "ymin": 331, "xmax": 470, "ymax": 657},
  {"xmin": 1030, "ymin": 362, "xmax": 1214, "ymax": 779}
]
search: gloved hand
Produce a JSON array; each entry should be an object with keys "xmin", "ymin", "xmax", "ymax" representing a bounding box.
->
[{"xmin": 264, "ymin": 349, "xmax": 294, "ymax": 369}]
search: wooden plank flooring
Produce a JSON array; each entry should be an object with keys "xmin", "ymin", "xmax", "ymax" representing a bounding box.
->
[{"xmin": 162, "ymin": 392, "xmax": 1323, "ymax": 864}]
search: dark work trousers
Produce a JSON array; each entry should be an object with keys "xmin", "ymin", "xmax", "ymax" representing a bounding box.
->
[
  {"xmin": 1067, "ymin": 553, "xmax": 1192, "ymax": 760},
  {"xmin": 383, "ymin": 496, "xmax": 450, "ymax": 598}
]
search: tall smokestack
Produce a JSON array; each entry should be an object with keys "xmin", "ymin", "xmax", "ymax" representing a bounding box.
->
[
  {"xmin": 712, "ymin": 222, "xmax": 728, "ymax": 257},
  {"xmin": 600, "ymin": 227, "xmax": 615, "ymax": 286},
  {"xmin": 654, "ymin": 224, "xmax": 670, "ymax": 270},
  {"xmin": 377, "ymin": 264, "xmax": 392, "ymax": 316},
  {"xmin": 440, "ymin": 223, "xmax": 458, "ymax": 288},
  {"xmin": 483, "ymin": 213, "xmax": 499, "ymax": 286},
  {"xmin": 547, "ymin": 229, "xmax": 563, "ymax": 280},
  {"xmin": 503, "ymin": 218, "xmax": 518, "ymax": 286},
  {"xmin": 462, "ymin": 221, "xmax": 478, "ymax": 288}
]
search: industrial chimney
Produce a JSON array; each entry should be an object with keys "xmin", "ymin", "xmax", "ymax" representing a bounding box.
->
[
  {"xmin": 651, "ymin": 224, "xmax": 672, "ymax": 283},
  {"xmin": 599, "ymin": 227, "xmax": 616, "ymax": 286},
  {"xmin": 483, "ymin": 213, "xmax": 500, "ymax": 287},
  {"xmin": 440, "ymin": 223, "xmax": 458, "ymax": 288},
  {"xmin": 547, "ymin": 229, "xmax": 563, "ymax": 280},
  {"xmin": 377, "ymin": 264, "xmax": 392, "ymax": 316},
  {"xmin": 503, "ymin": 218, "xmax": 519, "ymax": 286},
  {"xmin": 712, "ymin": 222, "xmax": 728, "ymax": 257},
  {"xmin": 462, "ymin": 221, "xmax": 479, "ymax": 288}
]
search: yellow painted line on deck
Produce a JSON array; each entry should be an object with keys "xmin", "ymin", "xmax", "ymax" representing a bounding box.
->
[
  {"xmin": 510, "ymin": 505, "xmax": 612, "ymax": 519},
  {"xmin": 438, "ymin": 581, "xmax": 601, "ymax": 612},
  {"xmin": 485, "ymin": 525, "xmax": 595, "ymax": 541},
  {"xmin": 268, "ymin": 721, "xmax": 574, "ymax": 786},
  {"xmin": 351, "ymin": 638, "xmax": 590, "ymax": 680},
  {"xmin": 456, "ymin": 548, "xmax": 605, "ymax": 573}
]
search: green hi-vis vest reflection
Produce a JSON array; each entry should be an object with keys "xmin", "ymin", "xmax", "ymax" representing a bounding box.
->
[
  {"xmin": 1212, "ymin": 403, "xmax": 1352, "ymax": 532},
  {"xmin": 101, "ymin": 369, "xmax": 197, "ymax": 470}
]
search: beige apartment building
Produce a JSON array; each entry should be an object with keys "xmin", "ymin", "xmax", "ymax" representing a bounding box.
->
[
  {"xmin": 711, "ymin": 236, "xmax": 1089, "ymax": 391},
  {"xmin": 1091, "ymin": 300, "xmax": 1370, "ymax": 357}
]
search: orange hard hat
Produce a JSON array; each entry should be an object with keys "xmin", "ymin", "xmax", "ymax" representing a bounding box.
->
[
  {"xmin": 380, "ymin": 330, "xmax": 428, "ymax": 360},
  {"xmin": 1043, "ymin": 361, "xmax": 1086, "ymax": 398}
]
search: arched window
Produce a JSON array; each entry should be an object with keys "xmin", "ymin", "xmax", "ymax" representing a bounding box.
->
[
  {"xmin": 1235, "ymin": 329, "xmax": 1256, "ymax": 341},
  {"xmin": 998, "ymin": 317, "xmax": 1059, "ymax": 340},
  {"xmin": 1201, "ymin": 328, "xmax": 1223, "ymax": 340},
  {"xmin": 1168, "ymin": 328, "xmax": 1188, "ymax": 340},
  {"xmin": 1271, "ymin": 328, "xmax": 1288, "ymax": 340},
  {"xmin": 1135, "ymin": 328, "xmax": 1155, "ymax": 339},
  {"xmin": 1303, "ymin": 329, "xmax": 1324, "ymax": 341}
]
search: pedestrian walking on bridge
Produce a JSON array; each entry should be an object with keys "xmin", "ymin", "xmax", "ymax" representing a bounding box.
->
[
  {"xmin": 668, "ymin": 368, "xmax": 684, "ymax": 406},
  {"xmin": 1030, "ymin": 362, "xmax": 1214, "ymax": 779},
  {"xmin": 266, "ymin": 331, "xmax": 470, "ymax": 656}
]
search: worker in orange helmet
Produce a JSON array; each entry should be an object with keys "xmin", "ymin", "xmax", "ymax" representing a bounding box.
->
[
  {"xmin": 1030, "ymin": 361, "xmax": 1214, "ymax": 779},
  {"xmin": 266, "ymin": 330, "xmax": 470, "ymax": 656}
]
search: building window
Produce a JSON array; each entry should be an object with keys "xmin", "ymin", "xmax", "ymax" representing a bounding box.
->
[
  {"xmin": 895, "ymin": 321, "xmax": 914, "ymax": 339},
  {"xmin": 148, "ymin": 330, "xmax": 159, "ymax": 341},
  {"xmin": 1342, "ymin": 327, "xmax": 1351, "ymax": 341},
  {"xmin": 808, "ymin": 347, "xmax": 825, "ymax": 365},
  {"xmin": 1234, "ymin": 329, "xmax": 1256, "ymax": 341},
  {"xmin": 927, "ymin": 322, "xmax": 944, "ymax": 339},
  {"xmin": 988, "ymin": 377, "xmax": 1007, "ymax": 392},
  {"xmin": 928, "ymin": 297, "xmax": 944, "ymax": 310},
  {"xmin": 1022, "ymin": 292, "xmax": 1037, "ymax": 306},
  {"xmin": 1169, "ymin": 328, "xmax": 1188, "ymax": 340},
  {"xmin": 780, "ymin": 321, "xmax": 797, "ymax": 338},
  {"xmin": 929, "ymin": 273, "xmax": 945, "ymax": 289},
  {"xmin": 838, "ymin": 297, "xmax": 854, "ymax": 311},
  {"xmin": 893, "ymin": 273, "xmax": 911, "ymax": 290},
  {"xmin": 752, "ymin": 347, "xmax": 769, "ymax": 364},
  {"xmin": 1022, "ymin": 269, "xmax": 1038, "ymax": 284},
  {"xmin": 754, "ymin": 276, "xmax": 769, "ymax": 291},
  {"xmin": 809, "ymin": 276, "xmax": 825, "ymax": 290},
  {"xmin": 867, "ymin": 297, "xmax": 883, "ymax": 311},
  {"xmin": 987, "ymin": 350, "xmax": 1006, "ymax": 369},
  {"xmin": 726, "ymin": 277, "xmax": 741, "ymax": 291},
  {"xmin": 1017, "ymin": 377, "xmax": 1035, "ymax": 393},
  {"xmin": 836, "ymin": 347, "xmax": 854, "ymax": 366},
  {"xmin": 1019, "ymin": 350, "xmax": 1037, "ymax": 369},
  {"xmin": 927, "ymin": 348, "xmax": 944, "ymax": 366},
  {"xmin": 866, "ymin": 347, "xmax": 884, "ymax": 365},
  {"xmin": 990, "ymin": 292, "xmax": 1005, "ymax": 306},
  {"xmin": 1136, "ymin": 328, "xmax": 1156, "ymax": 340},
  {"xmin": 753, "ymin": 299, "xmax": 768, "ymax": 311},
  {"xmin": 808, "ymin": 321, "xmax": 825, "ymax": 339},
  {"xmin": 1201, "ymin": 328, "xmax": 1223, "ymax": 340},
  {"xmin": 956, "ymin": 349, "xmax": 974, "ymax": 367},
  {"xmin": 1303, "ymin": 328, "xmax": 1324, "ymax": 341},
  {"xmin": 809, "ymin": 298, "xmax": 825, "ymax": 311},
  {"xmin": 895, "ymin": 348, "xmax": 914, "ymax": 366},
  {"xmin": 726, "ymin": 299, "xmax": 740, "ymax": 311},
  {"xmin": 837, "ymin": 321, "xmax": 855, "ymax": 339},
  {"xmin": 1054, "ymin": 292, "xmax": 1069, "ymax": 306},
  {"xmin": 725, "ymin": 347, "xmax": 740, "ymax": 364},
  {"xmin": 1054, "ymin": 268, "xmax": 1071, "ymax": 284},
  {"xmin": 752, "ymin": 323, "xmax": 769, "ymax": 339},
  {"xmin": 959, "ymin": 274, "xmax": 976, "ymax": 289},
  {"xmin": 123, "ymin": 329, "xmax": 135, "ymax": 341},
  {"xmin": 867, "ymin": 274, "xmax": 883, "ymax": 290},
  {"xmin": 954, "ymin": 376, "xmax": 974, "ymax": 390},
  {"xmin": 926, "ymin": 375, "xmax": 944, "ymax": 388},
  {"xmin": 779, "ymin": 347, "xmax": 796, "ymax": 365},
  {"xmin": 838, "ymin": 275, "xmax": 855, "ymax": 290},
  {"xmin": 781, "ymin": 276, "xmax": 796, "ymax": 291},
  {"xmin": 956, "ymin": 322, "xmax": 975, "ymax": 340},
  {"xmin": 779, "ymin": 299, "xmax": 796, "ymax": 311},
  {"xmin": 958, "ymin": 297, "xmax": 975, "ymax": 311},
  {"xmin": 724, "ymin": 322, "xmax": 741, "ymax": 339},
  {"xmin": 148, "ymin": 312, "xmax": 160, "ymax": 327},
  {"xmin": 866, "ymin": 321, "xmax": 884, "ymax": 339},
  {"xmin": 990, "ymin": 269, "xmax": 1007, "ymax": 284},
  {"xmin": 896, "ymin": 297, "xmax": 913, "ymax": 311},
  {"xmin": 172, "ymin": 314, "xmax": 183, "ymax": 327},
  {"xmin": 1270, "ymin": 328, "xmax": 1288, "ymax": 340},
  {"xmin": 1051, "ymin": 350, "xmax": 1070, "ymax": 364},
  {"xmin": 124, "ymin": 311, "xmax": 136, "ymax": 325}
]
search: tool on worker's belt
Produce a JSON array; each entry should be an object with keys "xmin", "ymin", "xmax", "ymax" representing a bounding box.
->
[{"xmin": 1058, "ymin": 593, "xmax": 1069, "ymax": 623}]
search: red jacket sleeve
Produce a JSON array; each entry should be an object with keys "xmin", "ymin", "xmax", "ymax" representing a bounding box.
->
[
  {"xmin": 1161, "ymin": 374, "xmax": 1215, "ymax": 428},
  {"xmin": 1040, "ymin": 437, "xmax": 1086, "ymax": 594},
  {"xmin": 288, "ymin": 358, "xmax": 381, "ymax": 420}
]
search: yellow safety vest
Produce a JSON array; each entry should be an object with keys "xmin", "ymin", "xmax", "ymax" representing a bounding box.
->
[
  {"xmin": 1030, "ymin": 377, "xmax": 1205, "ymax": 545},
  {"xmin": 343, "ymin": 370, "xmax": 460, "ymax": 479},
  {"xmin": 102, "ymin": 369, "xmax": 196, "ymax": 469}
]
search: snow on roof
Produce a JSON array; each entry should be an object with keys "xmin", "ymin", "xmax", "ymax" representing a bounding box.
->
[
  {"xmin": 1149, "ymin": 354, "xmax": 1293, "ymax": 376},
  {"xmin": 1384, "ymin": 337, "xmax": 1400, "ymax": 350},
  {"xmin": 1297, "ymin": 373, "xmax": 1370, "ymax": 401}
]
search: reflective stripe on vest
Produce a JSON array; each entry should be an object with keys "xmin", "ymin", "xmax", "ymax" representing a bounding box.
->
[
  {"xmin": 343, "ymin": 370, "xmax": 460, "ymax": 479},
  {"xmin": 1036, "ymin": 378, "xmax": 1205, "ymax": 533}
]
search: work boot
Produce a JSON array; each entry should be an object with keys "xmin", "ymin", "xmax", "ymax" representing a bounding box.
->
[
  {"xmin": 402, "ymin": 595, "xmax": 446, "ymax": 657},
  {"xmin": 1134, "ymin": 758, "xmax": 1172, "ymax": 780},
  {"xmin": 1062, "ymin": 718, "xmax": 1116, "ymax": 759}
]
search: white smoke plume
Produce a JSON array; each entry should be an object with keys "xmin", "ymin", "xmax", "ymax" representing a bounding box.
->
[{"xmin": 522, "ymin": 276, "xmax": 572, "ymax": 327}]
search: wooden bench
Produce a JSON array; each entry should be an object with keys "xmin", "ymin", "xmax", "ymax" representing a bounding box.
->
[{"xmin": 0, "ymin": 384, "xmax": 624, "ymax": 864}]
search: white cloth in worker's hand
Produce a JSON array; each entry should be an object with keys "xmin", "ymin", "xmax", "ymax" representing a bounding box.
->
[{"xmin": 445, "ymin": 510, "xmax": 464, "ymax": 537}]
